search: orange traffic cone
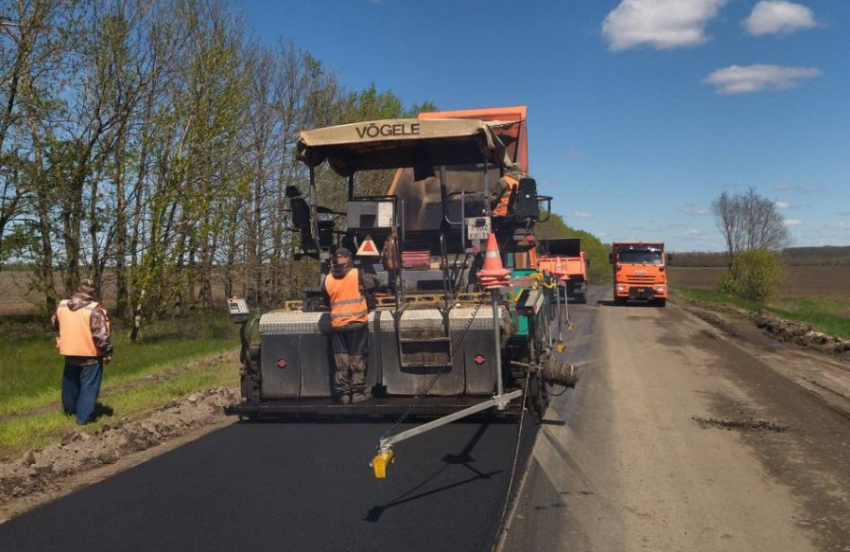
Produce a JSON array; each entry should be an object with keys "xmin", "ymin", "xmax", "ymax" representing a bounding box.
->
[{"xmin": 477, "ymin": 233, "xmax": 511, "ymax": 290}]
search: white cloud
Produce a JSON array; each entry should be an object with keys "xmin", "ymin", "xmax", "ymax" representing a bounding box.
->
[
  {"xmin": 685, "ymin": 205, "xmax": 710, "ymax": 216},
  {"xmin": 779, "ymin": 183, "xmax": 826, "ymax": 193},
  {"xmin": 569, "ymin": 211, "xmax": 593, "ymax": 219},
  {"xmin": 602, "ymin": 0, "xmax": 726, "ymax": 51},
  {"xmin": 783, "ymin": 218, "xmax": 803, "ymax": 226},
  {"xmin": 704, "ymin": 64, "xmax": 821, "ymax": 94},
  {"xmin": 830, "ymin": 221, "xmax": 850, "ymax": 230},
  {"xmin": 744, "ymin": 1, "xmax": 816, "ymax": 36},
  {"xmin": 774, "ymin": 201, "xmax": 791, "ymax": 209},
  {"xmin": 685, "ymin": 229, "xmax": 711, "ymax": 240}
]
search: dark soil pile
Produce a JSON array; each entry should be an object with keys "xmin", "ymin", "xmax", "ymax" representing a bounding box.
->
[
  {"xmin": 684, "ymin": 300, "xmax": 849, "ymax": 358},
  {"xmin": 754, "ymin": 313, "xmax": 850, "ymax": 355}
]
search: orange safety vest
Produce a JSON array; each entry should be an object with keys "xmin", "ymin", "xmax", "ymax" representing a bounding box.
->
[
  {"xmin": 493, "ymin": 175, "xmax": 519, "ymax": 217},
  {"xmin": 324, "ymin": 269, "xmax": 369, "ymax": 328},
  {"xmin": 55, "ymin": 300, "xmax": 107, "ymax": 357}
]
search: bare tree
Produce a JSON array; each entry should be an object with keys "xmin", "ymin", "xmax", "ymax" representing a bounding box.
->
[{"xmin": 712, "ymin": 188, "xmax": 789, "ymax": 264}]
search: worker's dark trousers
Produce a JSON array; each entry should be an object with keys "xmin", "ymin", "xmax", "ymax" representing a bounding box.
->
[
  {"xmin": 62, "ymin": 359, "xmax": 103, "ymax": 425},
  {"xmin": 331, "ymin": 324, "xmax": 369, "ymax": 397}
]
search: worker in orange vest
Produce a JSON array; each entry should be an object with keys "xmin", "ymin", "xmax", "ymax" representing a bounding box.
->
[
  {"xmin": 491, "ymin": 170, "xmax": 529, "ymax": 217},
  {"xmin": 322, "ymin": 248, "xmax": 378, "ymax": 404},
  {"xmin": 50, "ymin": 279, "xmax": 113, "ymax": 425}
]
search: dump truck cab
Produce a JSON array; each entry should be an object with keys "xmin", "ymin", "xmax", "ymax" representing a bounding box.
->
[{"xmin": 610, "ymin": 242, "xmax": 668, "ymax": 307}]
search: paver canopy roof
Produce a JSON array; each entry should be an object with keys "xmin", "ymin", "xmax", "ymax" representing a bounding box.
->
[{"xmin": 296, "ymin": 118, "xmax": 513, "ymax": 177}]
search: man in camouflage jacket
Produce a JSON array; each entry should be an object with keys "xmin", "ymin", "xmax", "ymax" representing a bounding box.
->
[{"xmin": 51, "ymin": 280, "xmax": 113, "ymax": 425}]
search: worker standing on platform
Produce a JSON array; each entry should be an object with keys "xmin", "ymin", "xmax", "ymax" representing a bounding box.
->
[
  {"xmin": 323, "ymin": 248, "xmax": 377, "ymax": 404},
  {"xmin": 51, "ymin": 279, "xmax": 113, "ymax": 425},
  {"xmin": 492, "ymin": 169, "xmax": 529, "ymax": 217}
]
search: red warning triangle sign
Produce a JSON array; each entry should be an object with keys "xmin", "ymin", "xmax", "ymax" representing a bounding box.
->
[{"xmin": 356, "ymin": 235, "xmax": 380, "ymax": 257}]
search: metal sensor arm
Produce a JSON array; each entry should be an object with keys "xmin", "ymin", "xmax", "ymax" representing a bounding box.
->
[{"xmin": 370, "ymin": 390, "xmax": 523, "ymax": 479}]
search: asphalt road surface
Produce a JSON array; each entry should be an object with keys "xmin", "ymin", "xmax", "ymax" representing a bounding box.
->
[{"xmin": 502, "ymin": 286, "xmax": 850, "ymax": 552}]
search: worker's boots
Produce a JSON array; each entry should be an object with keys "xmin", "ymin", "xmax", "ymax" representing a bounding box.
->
[{"xmin": 349, "ymin": 356, "xmax": 370, "ymax": 403}]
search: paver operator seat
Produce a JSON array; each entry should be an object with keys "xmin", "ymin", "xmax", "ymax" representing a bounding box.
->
[{"xmin": 287, "ymin": 185, "xmax": 342, "ymax": 258}]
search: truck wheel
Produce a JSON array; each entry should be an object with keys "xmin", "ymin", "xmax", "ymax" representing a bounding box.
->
[
  {"xmin": 577, "ymin": 293, "xmax": 587, "ymax": 304},
  {"xmin": 656, "ymin": 298, "xmax": 667, "ymax": 308},
  {"xmin": 614, "ymin": 297, "xmax": 627, "ymax": 306}
]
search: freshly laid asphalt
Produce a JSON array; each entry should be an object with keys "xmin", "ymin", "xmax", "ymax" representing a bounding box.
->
[{"xmin": 0, "ymin": 415, "xmax": 536, "ymax": 552}]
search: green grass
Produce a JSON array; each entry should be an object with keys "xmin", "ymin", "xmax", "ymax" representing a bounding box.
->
[
  {"xmin": 0, "ymin": 357, "xmax": 238, "ymax": 459},
  {"xmin": 0, "ymin": 315, "xmax": 239, "ymax": 416},
  {"xmin": 676, "ymin": 288, "xmax": 763, "ymax": 311},
  {"xmin": 677, "ymin": 288, "xmax": 850, "ymax": 339}
]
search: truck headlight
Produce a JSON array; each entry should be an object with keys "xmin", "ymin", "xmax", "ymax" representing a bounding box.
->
[
  {"xmin": 616, "ymin": 285, "xmax": 625, "ymax": 292},
  {"xmin": 656, "ymin": 286, "xmax": 666, "ymax": 293}
]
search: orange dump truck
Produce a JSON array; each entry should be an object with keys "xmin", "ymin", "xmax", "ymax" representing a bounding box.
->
[
  {"xmin": 538, "ymin": 238, "xmax": 588, "ymax": 303},
  {"xmin": 610, "ymin": 242, "xmax": 668, "ymax": 307}
]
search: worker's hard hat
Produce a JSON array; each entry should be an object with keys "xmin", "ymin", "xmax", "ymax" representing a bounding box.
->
[{"xmin": 334, "ymin": 247, "xmax": 352, "ymax": 258}]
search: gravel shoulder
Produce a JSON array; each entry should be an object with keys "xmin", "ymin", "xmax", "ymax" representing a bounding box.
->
[
  {"xmin": 504, "ymin": 289, "xmax": 850, "ymax": 552},
  {"xmin": 683, "ymin": 302, "xmax": 850, "ymax": 418}
]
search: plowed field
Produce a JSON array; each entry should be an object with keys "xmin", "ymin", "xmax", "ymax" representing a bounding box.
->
[{"xmin": 668, "ymin": 266, "xmax": 850, "ymax": 297}]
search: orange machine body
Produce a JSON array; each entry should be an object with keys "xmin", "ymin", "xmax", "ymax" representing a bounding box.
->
[{"xmin": 417, "ymin": 106, "xmax": 528, "ymax": 173}]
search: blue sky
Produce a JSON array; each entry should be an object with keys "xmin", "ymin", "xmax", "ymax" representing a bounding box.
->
[{"xmin": 241, "ymin": 0, "xmax": 849, "ymax": 251}]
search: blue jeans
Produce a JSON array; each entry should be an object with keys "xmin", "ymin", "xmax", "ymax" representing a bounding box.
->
[{"xmin": 62, "ymin": 360, "xmax": 103, "ymax": 425}]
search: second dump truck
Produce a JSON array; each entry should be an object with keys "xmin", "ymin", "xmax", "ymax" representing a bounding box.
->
[
  {"xmin": 610, "ymin": 242, "xmax": 669, "ymax": 307},
  {"xmin": 538, "ymin": 238, "xmax": 588, "ymax": 304}
]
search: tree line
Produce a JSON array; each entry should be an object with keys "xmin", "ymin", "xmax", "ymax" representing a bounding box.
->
[{"xmin": 0, "ymin": 0, "xmax": 433, "ymax": 337}]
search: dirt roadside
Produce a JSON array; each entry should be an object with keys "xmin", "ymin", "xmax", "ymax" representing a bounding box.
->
[
  {"xmin": 682, "ymin": 301, "xmax": 850, "ymax": 418},
  {"xmin": 0, "ymin": 387, "xmax": 240, "ymax": 524}
]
